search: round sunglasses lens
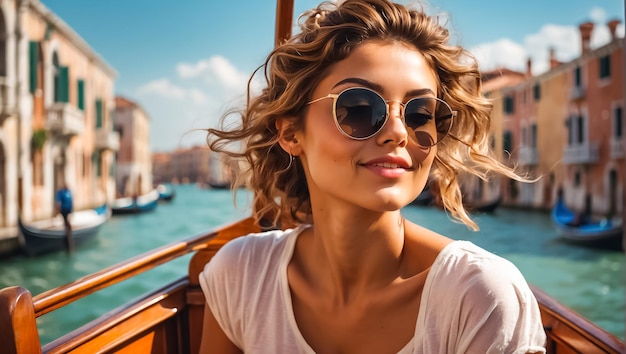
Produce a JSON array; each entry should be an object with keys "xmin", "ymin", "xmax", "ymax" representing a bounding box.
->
[
  {"xmin": 335, "ymin": 89, "xmax": 387, "ymax": 139},
  {"xmin": 405, "ymin": 98, "xmax": 453, "ymax": 147}
]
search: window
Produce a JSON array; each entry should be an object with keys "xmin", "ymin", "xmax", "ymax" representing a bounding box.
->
[
  {"xmin": 615, "ymin": 106, "xmax": 623, "ymax": 138},
  {"xmin": 503, "ymin": 131, "xmax": 513, "ymax": 153},
  {"xmin": 28, "ymin": 41, "xmax": 39, "ymax": 93},
  {"xmin": 574, "ymin": 171, "xmax": 581, "ymax": 187},
  {"xmin": 533, "ymin": 84, "xmax": 541, "ymax": 101},
  {"xmin": 95, "ymin": 99, "xmax": 103, "ymax": 128},
  {"xmin": 599, "ymin": 55, "xmax": 611, "ymax": 79},
  {"xmin": 504, "ymin": 96, "xmax": 515, "ymax": 114},
  {"xmin": 77, "ymin": 80, "xmax": 85, "ymax": 110},
  {"xmin": 576, "ymin": 115, "xmax": 584, "ymax": 143},
  {"xmin": 574, "ymin": 67, "xmax": 582, "ymax": 87},
  {"xmin": 531, "ymin": 123, "xmax": 537, "ymax": 148}
]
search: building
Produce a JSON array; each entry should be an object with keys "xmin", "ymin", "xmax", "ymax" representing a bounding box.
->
[
  {"xmin": 0, "ymin": 0, "xmax": 117, "ymax": 226},
  {"xmin": 114, "ymin": 96, "xmax": 152, "ymax": 197},
  {"xmin": 480, "ymin": 20, "xmax": 624, "ymax": 218}
]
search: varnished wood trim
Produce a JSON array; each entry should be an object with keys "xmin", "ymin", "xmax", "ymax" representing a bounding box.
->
[{"xmin": 531, "ymin": 285, "xmax": 625, "ymax": 353}]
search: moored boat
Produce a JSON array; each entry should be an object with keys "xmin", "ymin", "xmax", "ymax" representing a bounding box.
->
[
  {"xmin": 157, "ymin": 184, "xmax": 176, "ymax": 202},
  {"xmin": 465, "ymin": 195, "xmax": 502, "ymax": 214},
  {"xmin": 551, "ymin": 199, "xmax": 623, "ymax": 251},
  {"xmin": 111, "ymin": 189, "xmax": 159, "ymax": 215},
  {"xmin": 18, "ymin": 204, "xmax": 110, "ymax": 256}
]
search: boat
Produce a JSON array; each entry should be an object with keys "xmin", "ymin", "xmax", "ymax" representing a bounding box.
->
[
  {"xmin": 157, "ymin": 184, "xmax": 176, "ymax": 202},
  {"xmin": 18, "ymin": 204, "xmax": 110, "ymax": 256},
  {"xmin": 465, "ymin": 195, "xmax": 502, "ymax": 213},
  {"xmin": 551, "ymin": 198, "xmax": 623, "ymax": 251},
  {"xmin": 410, "ymin": 187, "xmax": 434, "ymax": 206},
  {"xmin": 111, "ymin": 189, "xmax": 159, "ymax": 215},
  {"xmin": 1, "ymin": 216, "xmax": 624, "ymax": 353},
  {"xmin": 0, "ymin": 1, "xmax": 623, "ymax": 353}
]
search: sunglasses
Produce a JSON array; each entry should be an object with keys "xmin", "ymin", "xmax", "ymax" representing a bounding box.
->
[{"xmin": 307, "ymin": 87, "xmax": 455, "ymax": 147}]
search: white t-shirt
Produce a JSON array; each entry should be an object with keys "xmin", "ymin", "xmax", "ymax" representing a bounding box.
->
[{"xmin": 199, "ymin": 225, "xmax": 546, "ymax": 354}]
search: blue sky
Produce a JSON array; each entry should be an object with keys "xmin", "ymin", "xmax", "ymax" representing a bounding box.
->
[{"xmin": 43, "ymin": 0, "xmax": 625, "ymax": 152}]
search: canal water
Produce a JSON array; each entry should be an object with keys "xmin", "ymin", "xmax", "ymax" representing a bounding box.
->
[{"xmin": 0, "ymin": 184, "xmax": 623, "ymax": 345}]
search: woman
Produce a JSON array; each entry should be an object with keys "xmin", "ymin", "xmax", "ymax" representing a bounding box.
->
[{"xmin": 199, "ymin": 0, "xmax": 546, "ymax": 353}]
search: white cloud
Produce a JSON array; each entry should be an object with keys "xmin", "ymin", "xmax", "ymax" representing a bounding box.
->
[
  {"xmin": 137, "ymin": 79, "xmax": 186, "ymax": 100},
  {"xmin": 135, "ymin": 56, "xmax": 252, "ymax": 151},
  {"xmin": 176, "ymin": 56, "xmax": 249, "ymax": 93},
  {"xmin": 589, "ymin": 7, "xmax": 607, "ymax": 23},
  {"xmin": 470, "ymin": 7, "xmax": 622, "ymax": 76},
  {"xmin": 471, "ymin": 38, "xmax": 527, "ymax": 73}
]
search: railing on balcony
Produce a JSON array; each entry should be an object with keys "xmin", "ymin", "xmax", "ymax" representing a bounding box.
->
[
  {"xmin": 517, "ymin": 146, "xmax": 539, "ymax": 165},
  {"xmin": 45, "ymin": 103, "xmax": 84, "ymax": 137},
  {"xmin": 562, "ymin": 142, "xmax": 599, "ymax": 164},
  {"xmin": 610, "ymin": 138, "xmax": 624, "ymax": 159},
  {"xmin": 570, "ymin": 85, "xmax": 585, "ymax": 100},
  {"xmin": 95, "ymin": 128, "xmax": 120, "ymax": 151}
]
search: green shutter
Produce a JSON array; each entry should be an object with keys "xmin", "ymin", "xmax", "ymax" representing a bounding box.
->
[
  {"xmin": 60, "ymin": 66, "xmax": 69, "ymax": 102},
  {"xmin": 55, "ymin": 66, "xmax": 69, "ymax": 102},
  {"xmin": 77, "ymin": 79, "xmax": 85, "ymax": 110},
  {"xmin": 96, "ymin": 99, "xmax": 103, "ymax": 128},
  {"xmin": 29, "ymin": 41, "xmax": 39, "ymax": 93}
]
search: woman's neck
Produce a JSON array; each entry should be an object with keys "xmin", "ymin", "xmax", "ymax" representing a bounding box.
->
[{"xmin": 295, "ymin": 207, "xmax": 407, "ymax": 304}]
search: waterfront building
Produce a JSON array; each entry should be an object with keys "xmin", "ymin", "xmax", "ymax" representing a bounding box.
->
[
  {"xmin": 480, "ymin": 20, "xmax": 623, "ymax": 218},
  {"xmin": 152, "ymin": 151, "xmax": 173, "ymax": 184},
  {"xmin": 114, "ymin": 96, "xmax": 152, "ymax": 197},
  {"xmin": 168, "ymin": 146, "xmax": 212, "ymax": 185},
  {"xmin": 0, "ymin": 0, "xmax": 117, "ymax": 227}
]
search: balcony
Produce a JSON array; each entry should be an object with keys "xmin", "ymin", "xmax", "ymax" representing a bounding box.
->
[
  {"xmin": 610, "ymin": 138, "xmax": 624, "ymax": 159},
  {"xmin": 0, "ymin": 79, "xmax": 11, "ymax": 121},
  {"xmin": 46, "ymin": 103, "xmax": 84, "ymax": 137},
  {"xmin": 95, "ymin": 128, "xmax": 120, "ymax": 151},
  {"xmin": 562, "ymin": 142, "xmax": 599, "ymax": 164},
  {"xmin": 570, "ymin": 86, "xmax": 586, "ymax": 100},
  {"xmin": 517, "ymin": 146, "xmax": 539, "ymax": 165}
]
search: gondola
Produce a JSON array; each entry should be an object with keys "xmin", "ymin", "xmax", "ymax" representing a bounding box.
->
[
  {"xmin": 551, "ymin": 198, "xmax": 623, "ymax": 251},
  {"xmin": 465, "ymin": 196, "xmax": 502, "ymax": 213},
  {"xmin": 157, "ymin": 184, "xmax": 176, "ymax": 202},
  {"xmin": 111, "ymin": 189, "xmax": 159, "ymax": 215},
  {"xmin": 18, "ymin": 204, "xmax": 109, "ymax": 256},
  {"xmin": 0, "ymin": 1, "xmax": 623, "ymax": 353}
]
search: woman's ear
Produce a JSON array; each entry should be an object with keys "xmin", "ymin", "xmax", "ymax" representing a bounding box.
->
[{"xmin": 276, "ymin": 117, "xmax": 301, "ymax": 155}]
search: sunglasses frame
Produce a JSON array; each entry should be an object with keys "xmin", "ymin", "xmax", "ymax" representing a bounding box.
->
[{"xmin": 307, "ymin": 87, "xmax": 456, "ymax": 146}]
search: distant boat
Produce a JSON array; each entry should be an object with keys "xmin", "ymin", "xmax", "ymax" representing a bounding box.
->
[
  {"xmin": 551, "ymin": 199, "xmax": 623, "ymax": 251},
  {"xmin": 18, "ymin": 205, "xmax": 110, "ymax": 256},
  {"xmin": 207, "ymin": 180, "xmax": 231, "ymax": 189},
  {"xmin": 157, "ymin": 184, "xmax": 176, "ymax": 202},
  {"xmin": 111, "ymin": 190, "xmax": 159, "ymax": 215},
  {"xmin": 410, "ymin": 188, "xmax": 434, "ymax": 206},
  {"xmin": 464, "ymin": 196, "xmax": 501, "ymax": 213}
]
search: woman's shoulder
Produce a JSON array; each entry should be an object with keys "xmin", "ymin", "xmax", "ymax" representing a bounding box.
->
[
  {"xmin": 204, "ymin": 225, "xmax": 308, "ymax": 273},
  {"xmin": 431, "ymin": 241, "xmax": 534, "ymax": 302}
]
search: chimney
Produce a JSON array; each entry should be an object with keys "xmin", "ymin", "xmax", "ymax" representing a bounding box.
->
[
  {"xmin": 579, "ymin": 21, "xmax": 594, "ymax": 54},
  {"xmin": 526, "ymin": 58, "xmax": 532, "ymax": 76},
  {"xmin": 549, "ymin": 47, "xmax": 559, "ymax": 69},
  {"xmin": 607, "ymin": 19, "xmax": 621, "ymax": 41}
]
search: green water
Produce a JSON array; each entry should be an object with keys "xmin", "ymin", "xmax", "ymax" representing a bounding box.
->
[{"xmin": 0, "ymin": 184, "xmax": 623, "ymax": 344}]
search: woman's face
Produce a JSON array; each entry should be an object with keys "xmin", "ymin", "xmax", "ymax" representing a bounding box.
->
[{"xmin": 295, "ymin": 39, "xmax": 439, "ymax": 212}]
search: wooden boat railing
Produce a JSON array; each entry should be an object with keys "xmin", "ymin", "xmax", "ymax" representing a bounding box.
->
[{"xmin": 0, "ymin": 216, "xmax": 624, "ymax": 353}]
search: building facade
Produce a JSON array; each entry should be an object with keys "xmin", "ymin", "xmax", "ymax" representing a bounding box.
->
[
  {"xmin": 114, "ymin": 96, "xmax": 152, "ymax": 197},
  {"xmin": 0, "ymin": 0, "xmax": 117, "ymax": 226},
  {"xmin": 480, "ymin": 20, "xmax": 624, "ymax": 218}
]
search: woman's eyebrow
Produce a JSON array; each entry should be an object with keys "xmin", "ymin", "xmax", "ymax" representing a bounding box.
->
[{"xmin": 332, "ymin": 77, "xmax": 435, "ymax": 97}]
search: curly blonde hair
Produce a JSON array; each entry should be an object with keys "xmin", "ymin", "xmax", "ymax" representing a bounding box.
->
[{"xmin": 207, "ymin": 0, "xmax": 528, "ymax": 230}]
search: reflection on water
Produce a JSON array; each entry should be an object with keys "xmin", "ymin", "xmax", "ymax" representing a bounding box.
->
[{"xmin": 0, "ymin": 184, "xmax": 623, "ymax": 344}]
